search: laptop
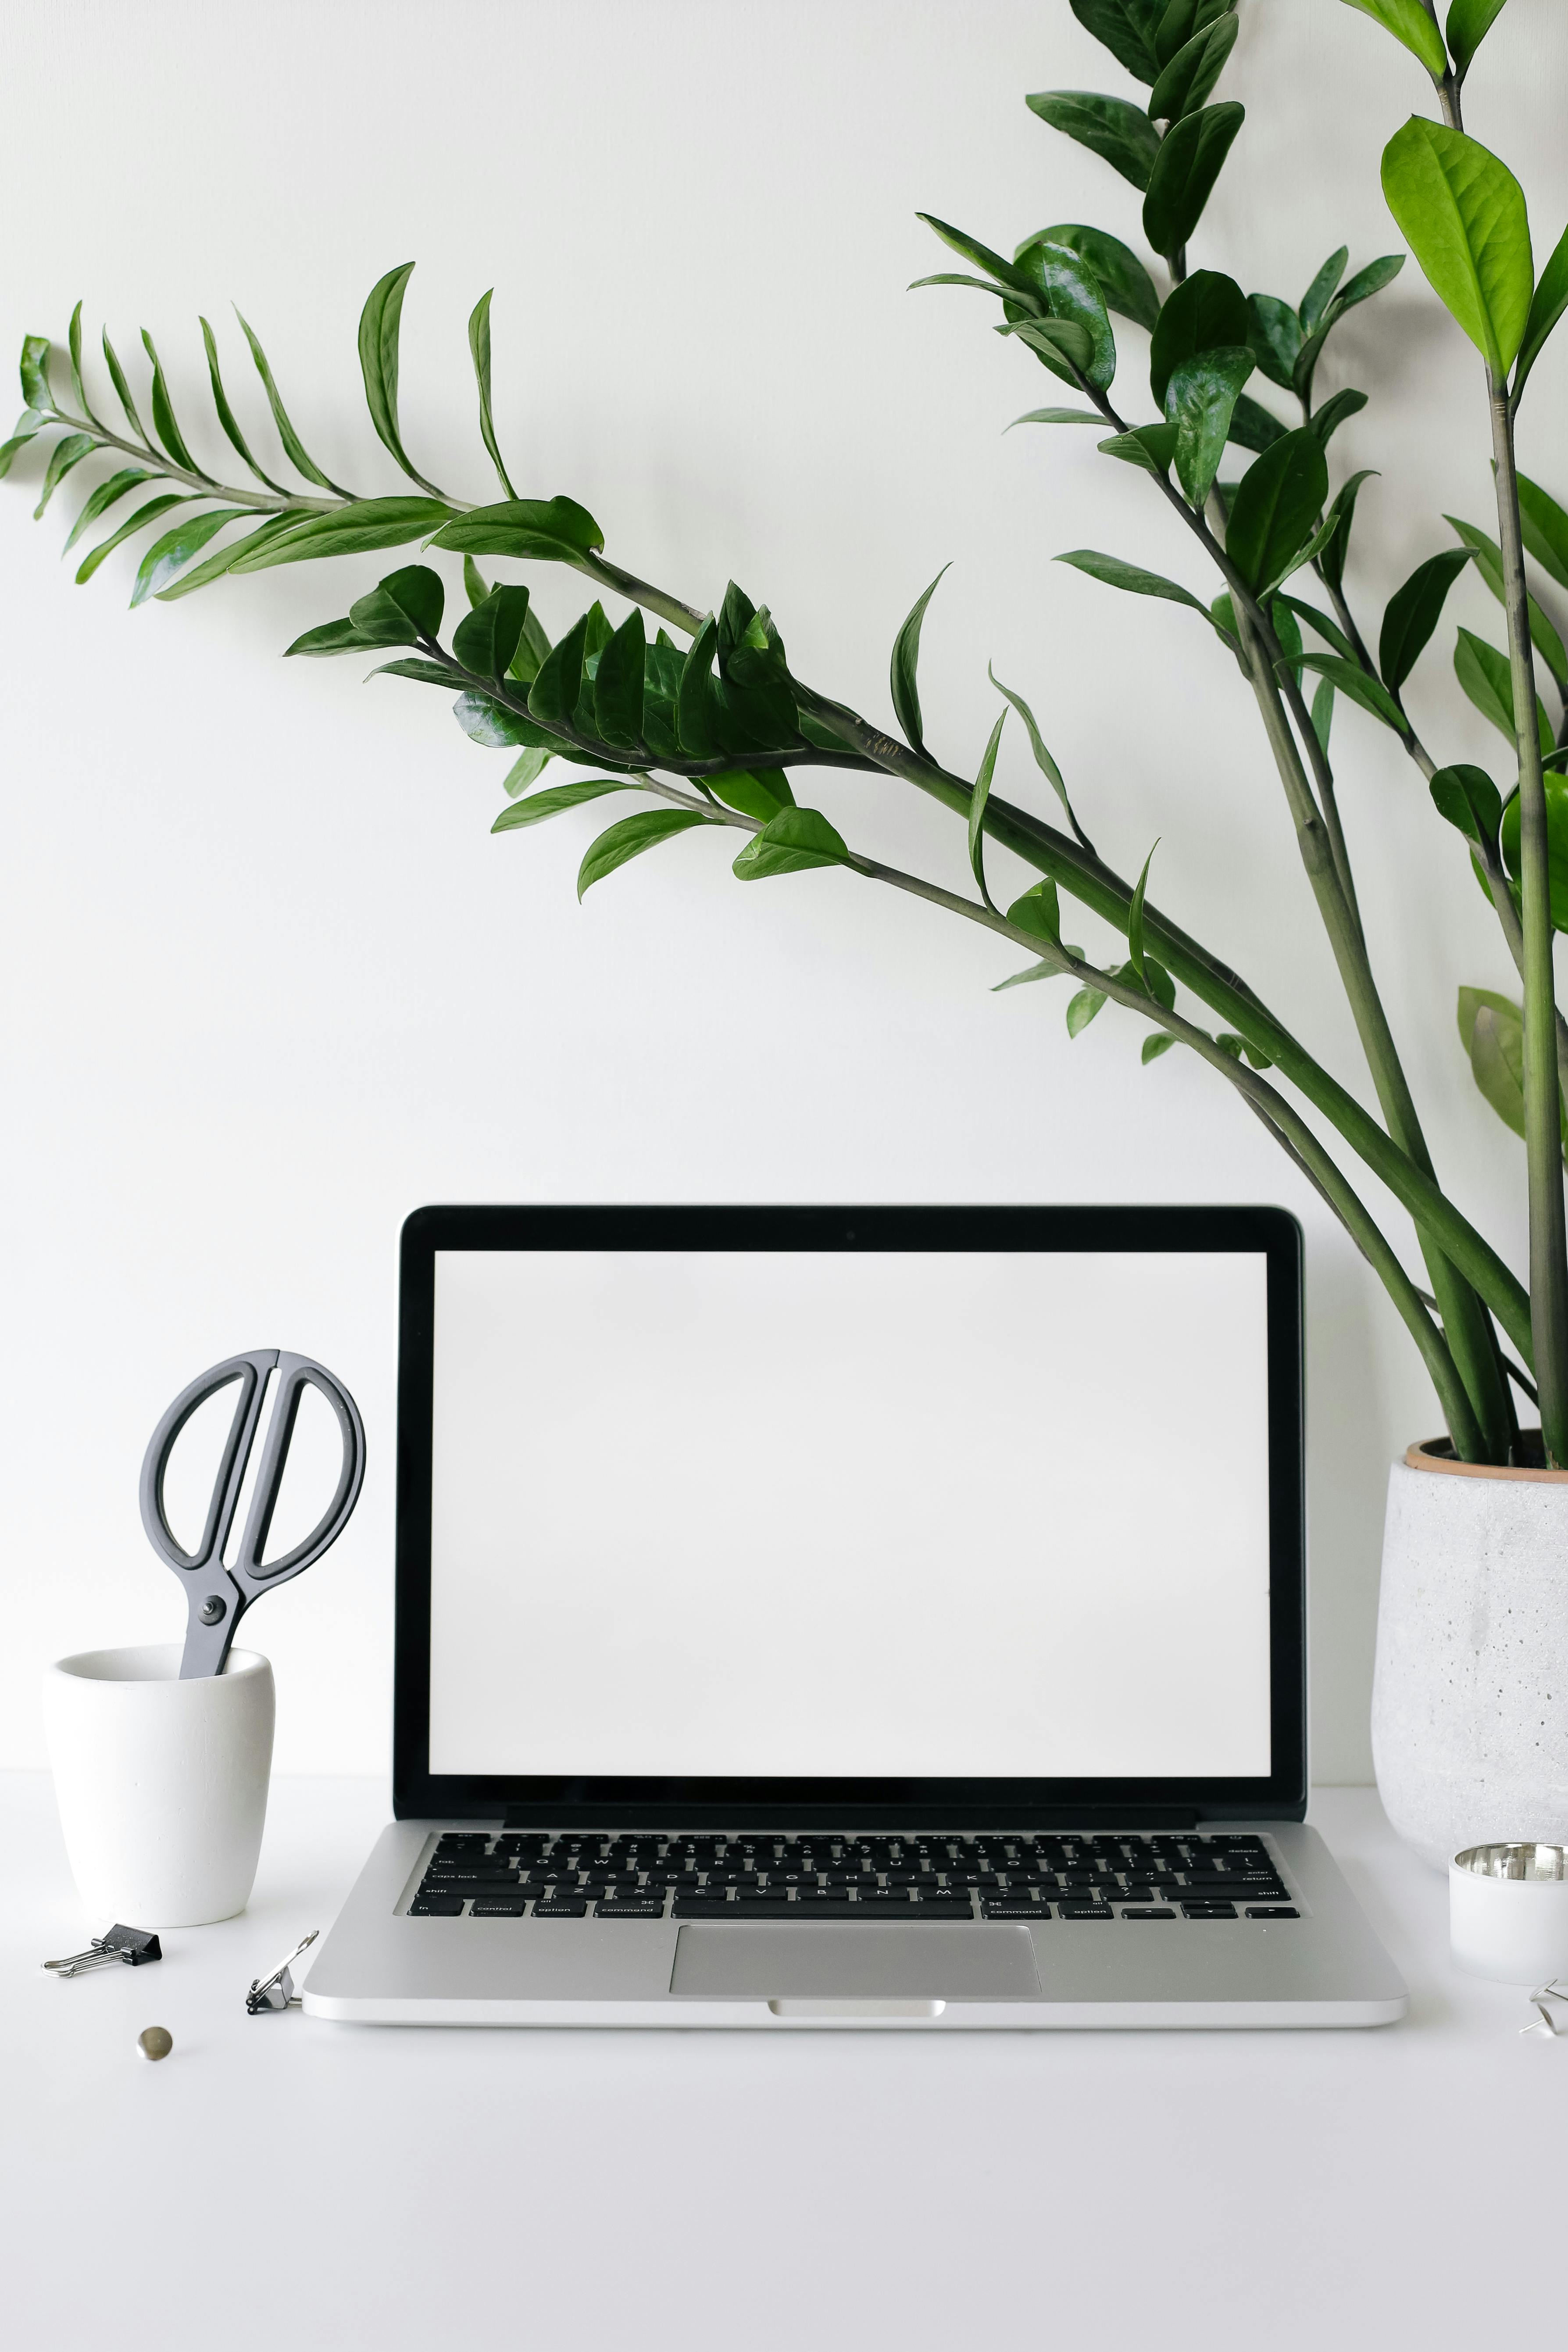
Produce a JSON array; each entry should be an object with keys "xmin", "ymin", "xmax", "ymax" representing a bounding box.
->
[{"xmin": 303, "ymin": 1204, "xmax": 1406, "ymax": 2029}]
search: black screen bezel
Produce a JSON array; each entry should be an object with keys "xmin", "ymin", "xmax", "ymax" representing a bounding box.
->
[{"xmin": 393, "ymin": 1204, "xmax": 1305, "ymax": 1826}]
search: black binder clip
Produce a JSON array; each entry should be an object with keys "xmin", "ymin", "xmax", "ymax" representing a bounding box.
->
[{"xmin": 43, "ymin": 1924, "xmax": 162, "ymax": 1977}]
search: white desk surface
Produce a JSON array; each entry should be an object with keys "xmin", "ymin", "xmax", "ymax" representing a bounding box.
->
[{"xmin": 4, "ymin": 1775, "xmax": 1561, "ymax": 2352}]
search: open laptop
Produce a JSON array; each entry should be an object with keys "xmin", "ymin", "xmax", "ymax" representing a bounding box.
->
[{"xmin": 303, "ymin": 1204, "xmax": 1406, "ymax": 2029}]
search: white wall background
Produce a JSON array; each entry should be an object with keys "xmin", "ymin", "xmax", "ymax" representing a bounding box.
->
[{"xmin": 3, "ymin": 0, "xmax": 1564, "ymax": 1783}]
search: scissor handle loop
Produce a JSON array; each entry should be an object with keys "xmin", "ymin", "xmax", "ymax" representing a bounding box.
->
[
  {"xmin": 232, "ymin": 1355, "xmax": 366, "ymax": 1591},
  {"xmin": 139, "ymin": 1351, "xmax": 277, "ymax": 1575}
]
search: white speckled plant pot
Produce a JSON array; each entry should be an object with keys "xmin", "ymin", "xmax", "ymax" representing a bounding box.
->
[{"xmin": 1372, "ymin": 1443, "xmax": 1568, "ymax": 1871}]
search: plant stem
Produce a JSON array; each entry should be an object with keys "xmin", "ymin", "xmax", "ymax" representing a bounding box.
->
[{"xmin": 1489, "ymin": 374, "xmax": 1568, "ymax": 1460}]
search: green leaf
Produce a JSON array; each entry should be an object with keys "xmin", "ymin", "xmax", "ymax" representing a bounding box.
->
[
  {"xmin": 1097, "ymin": 422, "xmax": 1178, "ymax": 474},
  {"xmin": 1333, "ymin": 253, "xmax": 1406, "ymax": 317},
  {"xmin": 454, "ymin": 584, "xmax": 532, "ymax": 681},
  {"xmin": 1056, "ymin": 547, "xmax": 1212, "ymax": 620},
  {"xmin": 968, "ymin": 710, "xmax": 1007, "ymax": 909},
  {"xmin": 916, "ymin": 216, "xmax": 1040, "ymax": 302},
  {"xmin": 1142, "ymin": 1031, "xmax": 1179, "ymax": 1063},
  {"xmin": 454, "ymin": 690, "xmax": 564, "ymax": 751},
  {"xmin": 1270, "ymin": 593, "xmax": 1305, "ymax": 680},
  {"xmin": 73, "ymin": 493, "xmax": 191, "ymax": 584},
  {"xmin": 1318, "ymin": 468, "xmax": 1379, "ymax": 595},
  {"xmin": 66, "ymin": 302, "xmax": 91, "ymax": 418},
  {"xmin": 1225, "ymin": 429, "xmax": 1329, "ymax": 594},
  {"xmin": 228, "ymin": 497, "xmax": 454, "ymax": 573},
  {"xmin": 1142, "ymin": 101, "xmax": 1244, "ymax": 261},
  {"xmin": 1299, "ymin": 247, "xmax": 1349, "ymax": 335},
  {"xmin": 1379, "ymin": 547, "xmax": 1474, "ymax": 688},
  {"xmin": 674, "ymin": 613, "xmax": 719, "ymax": 757},
  {"xmin": 347, "ymin": 564, "xmax": 445, "ymax": 645},
  {"xmin": 528, "ymin": 609, "xmax": 590, "ymax": 733},
  {"xmin": 1445, "ymin": 515, "xmax": 1568, "ymax": 690},
  {"xmin": 154, "ymin": 510, "xmax": 304, "ymax": 601},
  {"xmin": 890, "ymin": 565, "xmax": 948, "ymax": 755},
  {"xmin": 1454, "ymin": 626, "xmax": 1554, "ymax": 751},
  {"xmin": 1430, "ymin": 762, "xmax": 1503, "ymax": 845},
  {"xmin": 1463, "ymin": 992, "xmax": 1527, "ymax": 1141},
  {"xmin": 199, "ymin": 318, "xmax": 287, "ymax": 494},
  {"xmin": 1340, "ymin": 0, "xmax": 1449, "ymax": 75},
  {"xmin": 1164, "ymin": 346, "xmax": 1254, "ymax": 507},
  {"xmin": 1227, "ymin": 392, "xmax": 1286, "ymax": 453},
  {"xmin": 587, "ymin": 606, "xmax": 646, "ymax": 749},
  {"xmin": 1308, "ymin": 388, "xmax": 1369, "ymax": 446},
  {"xmin": 501, "ymin": 746, "xmax": 554, "ymax": 796},
  {"xmin": 1126, "ymin": 842, "xmax": 1158, "ymax": 984},
  {"xmin": 1068, "ymin": 0, "xmax": 1163, "ymax": 81},
  {"xmin": 731, "ymin": 804, "xmax": 853, "ymax": 880},
  {"xmin": 467, "ymin": 288, "xmax": 516, "ymax": 500},
  {"xmin": 1018, "ymin": 241, "xmax": 1118, "ymax": 390},
  {"xmin": 1156, "ymin": 0, "xmax": 1235, "ymax": 63},
  {"xmin": 31, "ymin": 433, "xmax": 94, "ymax": 520},
  {"xmin": 997, "ymin": 317, "xmax": 1096, "ymax": 372},
  {"xmin": 1148, "ymin": 12, "xmax": 1239, "ymax": 122},
  {"xmin": 1311, "ymin": 676, "xmax": 1336, "ymax": 755},
  {"xmin": 1018, "ymin": 224, "xmax": 1160, "ymax": 331},
  {"xmin": 1380, "ymin": 118, "xmax": 1532, "ymax": 377},
  {"xmin": 357, "ymin": 262, "xmax": 442, "ymax": 495},
  {"xmin": 60, "ymin": 465, "xmax": 153, "ymax": 555},
  {"xmin": 100, "ymin": 330, "xmax": 147, "ymax": 441},
  {"xmin": 1007, "ymin": 406, "xmax": 1104, "ymax": 428},
  {"xmin": 1244, "ymin": 293, "xmax": 1303, "ymax": 389},
  {"xmin": 429, "ymin": 496, "xmax": 605, "ymax": 562},
  {"xmin": 1025, "ymin": 91, "xmax": 1162, "ymax": 192},
  {"xmin": 1149, "ymin": 268, "xmax": 1248, "ymax": 408},
  {"xmin": 464, "ymin": 557, "xmax": 489, "ymax": 609},
  {"xmin": 0, "ymin": 419, "xmax": 43, "ymax": 479},
  {"xmin": 1445, "ymin": 0, "xmax": 1510, "ymax": 77},
  {"xmin": 1067, "ymin": 985, "xmax": 1108, "ymax": 1037},
  {"xmin": 1500, "ymin": 776, "xmax": 1568, "ymax": 926},
  {"xmin": 1006, "ymin": 879, "xmax": 1064, "ymax": 946},
  {"xmin": 707, "ymin": 767, "xmax": 795, "ymax": 821},
  {"xmin": 1516, "ymin": 473, "xmax": 1568, "ymax": 590},
  {"xmin": 512, "ymin": 601, "xmax": 552, "ymax": 686},
  {"xmin": 493, "ymin": 777, "xmax": 644, "ymax": 833},
  {"xmin": 1276, "ymin": 592, "xmax": 1356, "ymax": 661},
  {"xmin": 987, "ymin": 667, "xmax": 1097, "ymax": 851},
  {"xmin": 130, "ymin": 506, "xmax": 253, "ymax": 607},
  {"xmin": 140, "ymin": 329, "xmax": 205, "ymax": 475},
  {"xmin": 285, "ymin": 618, "xmax": 374, "ymax": 657},
  {"xmin": 20, "ymin": 334, "xmax": 54, "ymax": 413},
  {"xmin": 371, "ymin": 657, "xmax": 457, "ymax": 686},
  {"xmin": 233, "ymin": 310, "xmax": 350, "ymax": 497},
  {"xmin": 579, "ymin": 808, "xmax": 713, "ymax": 898},
  {"xmin": 1512, "ymin": 222, "xmax": 1568, "ymax": 409},
  {"xmin": 1293, "ymin": 651, "xmax": 1408, "ymax": 731}
]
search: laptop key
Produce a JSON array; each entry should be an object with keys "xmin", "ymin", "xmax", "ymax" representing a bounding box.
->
[
  {"xmin": 408, "ymin": 1896, "xmax": 465, "ymax": 1916},
  {"xmin": 1181, "ymin": 1902, "xmax": 1238, "ymax": 1919},
  {"xmin": 1122, "ymin": 1908, "xmax": 1177, "ymax": 1919},
  {"xmin": 1246, "ymin": 1906, "xmax": 1300, "ymax": 1919},
  {"xmin": 980, "ymin": 1899, "xmax": 1049, "ymax": 1919},
  {"xmin": 469, "ymin": 1898, "xmax": 528, "ymax": 1916},
  {"xmin": 532, "ymin": 1898, "xmax": 588, "ymax": 1918},
  {"xmin": 1057, "ymin": 1903, "xmax": 1114, "ymax": 1920}
]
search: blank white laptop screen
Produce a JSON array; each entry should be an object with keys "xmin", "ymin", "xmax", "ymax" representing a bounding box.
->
[{"xmin": 427, "ymin": 1248, "xmax": 1272, "ymax": 1780}]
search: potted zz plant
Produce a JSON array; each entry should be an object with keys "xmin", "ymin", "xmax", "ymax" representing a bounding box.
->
[{"xmin": 4, "ymin": 0, "xmax": 1566, "ymax": 1865}]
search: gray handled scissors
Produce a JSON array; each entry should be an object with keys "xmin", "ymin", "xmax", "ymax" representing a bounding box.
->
[{"xmin": 139, "ymin": 1350, "xmax": 366, "ymax": 1678}]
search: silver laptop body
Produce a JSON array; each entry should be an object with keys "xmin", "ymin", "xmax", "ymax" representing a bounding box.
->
[{"xmin": 304, "ymin": 1205, "xmax": 1405, "ymax": 2030}]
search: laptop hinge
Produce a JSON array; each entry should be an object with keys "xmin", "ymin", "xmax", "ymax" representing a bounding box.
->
[{"xmin": 500, "ymin": 1805, "xmax": 1201, "ymax": 1832}]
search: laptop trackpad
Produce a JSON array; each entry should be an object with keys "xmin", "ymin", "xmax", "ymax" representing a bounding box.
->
[{"xmin": 670, "ymin": 1923, "xmax": 1039, "ymax": 2001}]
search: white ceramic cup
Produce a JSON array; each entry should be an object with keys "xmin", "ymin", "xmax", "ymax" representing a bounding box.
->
[
  {"xmin": 42, "ymin": 1644, "xmax": 275, "ymax": 1927},
  {"xmin": 1449, "ymin": 1842, "xmax": 1568, "ymax": 1984}
]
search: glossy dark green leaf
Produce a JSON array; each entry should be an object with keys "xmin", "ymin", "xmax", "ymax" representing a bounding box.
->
[
  {"xmin": 1150, "ymin": 269, "xmax": 1248, "ymax": 407},
  {"xmin": 31, "ymin": 433, "xmax": 94, "ymax": 520},
  {"xmin": 1056, "ymin": 547, "xmax": 1213, "ymax": 621},
  {"xmin": 1380, "ymin": 118, "xmax": 1532, "ymax": 376},
  {"xmin": 890, "ymin": 565, "xmax": 948, "ymax": 755},
  {"xmin": 968, "ymin": 710, "xmax": 1007, "ymax": 909},
  {"xmin": 371, "ymin": 658, "xmax": 456, "ymax": 686},
  {"xmin": 998, "ymin": 316, "xmax": 1097, "ymax": 373},
  {"xmin": 467, "ymin": 287, "xmax": 516, "ymax": 500},
  {"xmin": 1147, "ymin": 12, "xmax": 1238, "ymax": 122},
  {"xmin": 1018, "ymin": 224, "xmax": 1160, "ymax": 331},
  {"xmin": 1292, "ymin": 651, "xmax": 1407, "ymax": 730},
  {"xmin": 1270, "ymin": 594, "xmax": 1305, "ymax": 680},
  {"xmin": 1228, "ymin": 392, "xmax": 1286, "ymax": 452},
  {"xmin": 1446, "ymin": 0, "xmax": 1510, "ymax": 77},
  {"xmin": 155, "ymin": 510, "xmax": 304, "ymax": 600},
  {"xmin": 1516, "ymin": 473, "xmax": 1568, "ymax": 590},
  {"xmin": 511, "ymin": 601, "xmax": 553, "ymax": 687},
  {"xmin": 732, "ymin": 806, "xmax": 853, "ymax": 881},
  {"xmin": 1275, "ymin": 593, "xmax": 1355, "ymax": 661},
  {"xmin": 357, "ymin": 262, "xmax": 442, "ymax": 496},
  {"xmin": 1341, "ymin": 0, "xmax": 1447, "ymax": 74},
  {"xmin": 20, "ymin": 334, "xmax": 54, "ymax": 414},
  {"xmin": 1142, "ymin": 101, "xmax": 1244, "ymax": 260},
  {"xmin": 1318, "ymin": 468, "xmax": 1378, "ymax": 594},
  {"xmin": 1512, "ymin": 221, "xmax": 1568, "ymax": 408},
  {"xmin": 100, "ymin": 330, "xmax": 147, "ymax": 442},
  {"xmin": 130, "ymin": 506, "xmax": 252, "ymax": 607},
  {"xmin": 454, "ymin": 691, "xmax": 564, "ymax": 751},
  {"xmin": 1018, "ymin": 241, "xmax": 1118, "ymax": 389},
  {"xmin": 1500, "ymin": 776, "xmax": 1568, "ymax": 927},
  {"xmin": 1332, "ymin": 253, "xmax": 1406, "ymax": 318},
  {"xmin": 347, "ymin": 564, "xmax": 445, "ymax": 645},
  {"xmin": 1455, "ymin": 628, "xmax": 1554, "ymax": 751},
  {"xmin": 708, "ymin": 768, "xmax": 795, "ymax": 821},
  {"xmin": 670, "ymin": 614, "xmax": 717, "ymax": 757},
  {"xmin": 1142, "ymin": 1032, "xmax": 1179, "ymax": 1063},
  {"xmin": 1225, "ymin": 429, "xmax": 1329, "ymax": 593},
  {"xmin": 527, "ymin": 610, "xmax": 591, "ymax": 734},
  {"xmin": 1097, "ymin": 422, "xmax": 1178, "ymax": 473},
  {"xmin": 1007, "ymin": 407, "xmax": 1104, "ymax": 428},
  {"xmin": 1379, "ymin": 547, "xmax": 1474, "ymax": 687},
  {"xmin": 66, "ymin": 301, "xmax": 92, "ymax": 418},
  {"xmin": 1444, "ymin": 514, "xmax": 1568, "ymax": 690},
  {"xmin": 1069, "ymin": 0, "xmax": 1163, "ymax": 79},
  {"xmin": 1125, "ymin": 843, "xmax": 1157, "ymax": 984},
  {"xmin": 228, "ymin": 497, "xmax": 454, "ymax": 573},
  {"xmin": 454, "ymin": 585, "xmax": 532, "ymax": 681},
  {"xmin": 233, "ymin": 308, "xmax": 351, "ymax": 497},
  {"xmin": 1156, "ymin": 0, "xmax": 1235, "ymax": 63},
  {"xmin": 285, "ymin": 618, "xmax": 375, "ymax": 657},
  {"xmin": 140, "ymin": 329, "xmax": 205, "ymax": 476},
  {"xmin": 909, "ymin": 272, "xmax": 1019, "ymax": 301},
  {"xmin": 1006, "ymin": 879, "xmax": 1064, "ymax": 945},
  {"xmin": 917, "ymin": 215, "xmax": 1040, "ymax": 301},
  {"xmin": 1299, "ymin": 247, "xmax": 1349, "ymax": 335},
  {"xmin": 1309, "ymin": 387, "xmax": 1368, "ymax": 446},
  {"xmin": 60, "ymin": 466, "xmax": 153, "ymax": 555},
  {"xmin": 1025, "ymin": 91, "xmax": 1161, "ymax": 191},
  {"xmin": 1165, "ymin": 346, "xmax": 1254, "ymax": 506},
  {"xmin": 1245, "ymin": 293, "xmax": 1303, "ymax": 388},
  {"xmin": 579, "ymin": 808, "xmax": 713, "ymax": 899},
  {"xmin": 492, "ymin": 778, "xmax": 643, "ymax": 833},
  {"xmin": 73, "ymin": 492, "xmax": 191, "ymax": 584},
  {"xmin": 1430, "ymin": 762, "xmax": 1503, "ymax": 845},
  {"xmin": 987, "ymin": 667, "xmax": 1097, "ymax": 852},
  {"xmin": 200, "ymin": 317, "xmax": 287, "ymax": 494},
  {"xmin": 429, "ymin": 496, "xmax": 605, "ymax": 562},
  {"xmin": 591, "ymin": 607, "xmax": 647, "ymax": 748}
]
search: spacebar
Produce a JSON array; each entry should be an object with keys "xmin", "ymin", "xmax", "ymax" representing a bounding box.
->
[{"xmin": 671, "ymin": 1898, "xmax": 976, "ymax": 1919}]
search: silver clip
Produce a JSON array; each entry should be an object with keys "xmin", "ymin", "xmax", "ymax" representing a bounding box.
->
[
  {"xmin": 43, "ymin": 1924, "xmax": 162, "ymax": 1976},
  {"xmin": 1521, "ymin": 1979, "xmax": 1568, "ymax": 2037},
  {"xmin": 246, "ymin": 1929, "xmax": 318, "ymax": 2014}
]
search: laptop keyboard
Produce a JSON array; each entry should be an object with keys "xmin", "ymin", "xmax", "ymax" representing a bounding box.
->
[{"xmin": 406, "ymin": 1831, "xmax": 1299, "ymax": 1921}]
